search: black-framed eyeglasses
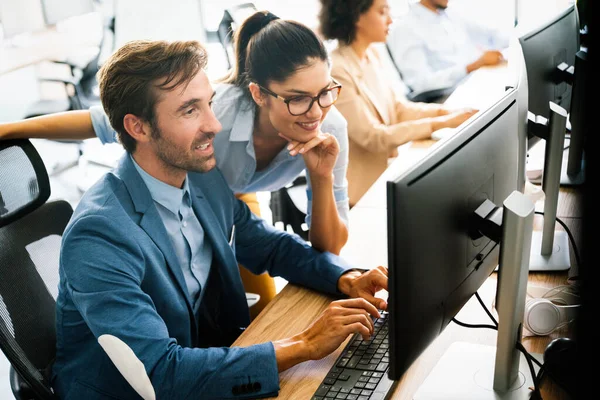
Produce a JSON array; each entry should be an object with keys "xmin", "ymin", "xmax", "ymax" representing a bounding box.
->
[{"xmin": 256, "ymin": 80, "xmax": 342, "ymax": 116}]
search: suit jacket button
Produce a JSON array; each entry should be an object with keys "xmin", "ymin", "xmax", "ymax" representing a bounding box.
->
[
  {"xmin": 232, "ymin": 385, "xmax": 239, "ymax": 395},
  {"xmin": 253, "ymin": 382, "xmax": 261, "ymax": 392}
]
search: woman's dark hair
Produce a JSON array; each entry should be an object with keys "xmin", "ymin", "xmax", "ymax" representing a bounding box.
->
[
  {"xmin": 219, "ymin": 11, "xmax": 330, "ymax": 99},
  {"xmin": 319, "ymin": 0, "xmax": 374, "ymax": 45}
]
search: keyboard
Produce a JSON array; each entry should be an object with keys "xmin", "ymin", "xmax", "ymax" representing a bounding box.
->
[{"xmin": 311, "ymin": 311, "xmax": 396, "ymax": 400}]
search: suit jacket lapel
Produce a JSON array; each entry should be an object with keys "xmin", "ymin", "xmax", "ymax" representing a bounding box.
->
[
  {"xmin": 188, "ymin": 183, "xmax": 238, "ymax": 271},
  {"xmin": 114, "ymin": 155, "xmax": 194, "ymax": 314},
  {"xmin": 338, "ymin": 46, "xmax": 391, "ymax": 125},
  {"xmin": 188, "ymin": 181, "xmax": 249, "ymax": 329}
]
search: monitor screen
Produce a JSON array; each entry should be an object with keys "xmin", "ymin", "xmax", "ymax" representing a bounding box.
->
[
  {"xmin": 518, "ymin": 4, "xmax": 579, "ymax": 148},
  {"xmin": 386, "ymin": 84, "xmax": 521, "ymax": 382},
  {"xmin": 40, "ymin": 0, "xmax": 95, "ymax": 26},
  {"xmin": 0, "ymin": 0, "xmax": 46, "ymax": 39}
]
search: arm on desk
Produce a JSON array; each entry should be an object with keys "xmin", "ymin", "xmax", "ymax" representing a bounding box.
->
[{"xmin": 0, "ymin": 110, "xmax": 96, "ymax": 141}]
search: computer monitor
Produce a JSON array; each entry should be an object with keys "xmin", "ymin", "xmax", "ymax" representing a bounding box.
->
[
  {"xmin": 519, "ymin": 4, "xmax": 584, "ymax": 186},
  {"xmin": 519, "ymin": 4, "xmax": 579, "ymax": 140},
  {"xmin": 40, "ymin": 0, "xmax": 95, "ymax": 26},
  {"xmin": 386, "ymin": 81, "xmax": 538, "ymax": 398}
]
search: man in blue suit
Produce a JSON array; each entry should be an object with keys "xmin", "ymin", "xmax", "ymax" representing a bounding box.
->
[{"xmin": 52, "ymin": 40, "xmax": 388, "ymax": 399}]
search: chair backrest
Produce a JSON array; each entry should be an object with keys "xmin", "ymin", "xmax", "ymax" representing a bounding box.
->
[
  {"xmin": 216, "ymin": 2, "xmax": 258, "ymax": 69},
  {"xmin": 0, "ymin": 139, "xmax": 73, "ymax": 400},
  {"xmin": 269, "ymin": 176, "xmax": 309, "ymax": 241}
]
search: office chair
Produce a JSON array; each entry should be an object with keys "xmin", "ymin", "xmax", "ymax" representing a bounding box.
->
[
  {"xmin": 216, "ymin": 2, "xmax": 258, "ymax": 69},
  {"xmin": 270, "ymin": 175, "xmax": 309, "ymax": 241},
  {"xmin": 24, "ymin": 17, "xmax": 116, "ymax": 178},
  {"xmin": 0, "ymin": 139, "xmax": 73, "ymax": 400}
]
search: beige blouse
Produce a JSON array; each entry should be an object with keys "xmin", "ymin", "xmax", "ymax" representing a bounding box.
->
[{"xmin": 331, "ymin": 45, "xmax": 444, "ymax": 206}]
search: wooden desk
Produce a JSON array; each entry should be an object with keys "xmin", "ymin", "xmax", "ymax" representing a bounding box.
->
[{"xmin": 233, "ymin": 63, "xmax": 581, "ymax": 399}]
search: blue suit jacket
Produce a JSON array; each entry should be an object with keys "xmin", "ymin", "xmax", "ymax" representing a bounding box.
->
[{"xmin": 52, "ymin": 154, "xmax": 355, "ymax": 399}]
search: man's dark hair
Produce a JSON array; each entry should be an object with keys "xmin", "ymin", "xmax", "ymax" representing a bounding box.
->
[{"xmin": 318, "ymin": 0, "xmax": 374, "ymax": 45}]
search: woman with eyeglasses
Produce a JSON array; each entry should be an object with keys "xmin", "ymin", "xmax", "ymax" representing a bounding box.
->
[
  {"xmin": 0, "ymin": 11, "xmax": 350, "ymax": 316},
  {"xmin": 319, "ymin": 0, "xmax": 478, "ymax": 206}
]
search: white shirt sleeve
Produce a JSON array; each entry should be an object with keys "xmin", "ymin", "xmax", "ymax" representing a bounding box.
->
[{"xmin": 387, "ymin": 25, "xmax": 467, "ymax": 93}]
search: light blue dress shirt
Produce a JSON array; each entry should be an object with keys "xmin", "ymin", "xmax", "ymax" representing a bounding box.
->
[
  {"xmin": 90, "ymin": 83, "xmax": 350, "ymax": 228},
  {"xmin": 131, "ymin": 155, "xmax": 212, "ymax": 312},
  {"xmin": 387, "ymin": 3, "xmax": 510, "ymax": 93}
]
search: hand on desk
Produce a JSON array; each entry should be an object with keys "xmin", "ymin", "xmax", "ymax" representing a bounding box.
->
[{"xmin": 431, "ymin": 107, "xmax": 478, "ymax": 132}]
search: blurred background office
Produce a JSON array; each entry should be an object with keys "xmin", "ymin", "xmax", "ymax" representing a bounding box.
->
[{"xmin": 0, "ymin": 0, "xmax": 588, "ymax": 398}]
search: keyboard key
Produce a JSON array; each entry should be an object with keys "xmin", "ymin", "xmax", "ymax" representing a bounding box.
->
[
  {"xmin": 337, "ymin": 358, "xmax": 350, "ymax": 367},
  {"xmin": 375, "ymin": 363, "xmax": 388, "ymax": 372},
  {"xmin": 315, "ymin": 385, "xmax": 331, "ymax": 396}
]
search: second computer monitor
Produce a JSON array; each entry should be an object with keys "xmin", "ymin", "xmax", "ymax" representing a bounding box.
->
[{"xmin": 518, "ymin": 4, "xmax": 579, "ymax": 149}]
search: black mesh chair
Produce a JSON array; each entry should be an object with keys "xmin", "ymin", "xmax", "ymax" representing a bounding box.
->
[
  {"xmin": 0, "ymin": 139, "xmax": 73, "ymax": 400},
  {"xmin": 269, "ymin": 175, "xmax": 309, "ymax": 241}
]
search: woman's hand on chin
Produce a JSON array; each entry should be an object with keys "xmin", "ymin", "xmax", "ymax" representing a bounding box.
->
[{"xmin": 279, "ymin": 131, "xmax": 339, "ymax": 179}]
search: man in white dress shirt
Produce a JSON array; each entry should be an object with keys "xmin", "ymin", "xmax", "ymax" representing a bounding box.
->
[{"xmin": 387, "ymin": 0, "xmax": 510, "ymax": 93}]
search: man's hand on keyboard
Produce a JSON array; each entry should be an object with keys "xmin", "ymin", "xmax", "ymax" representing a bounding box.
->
[
  {"xmin": 337, "ymin": 266, "xmax": 388, "ymax": 311},
  {"xmin": 301, "ymin": 298, "xmax": 380, "ymax": 359}
]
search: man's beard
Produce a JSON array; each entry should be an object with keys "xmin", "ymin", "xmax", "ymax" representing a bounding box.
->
[{"xmin": 151, "ymin": 124, "xmax": 216, "ymax": 174}]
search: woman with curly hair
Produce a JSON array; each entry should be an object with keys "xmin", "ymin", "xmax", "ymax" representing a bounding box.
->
[{"xmin": 319, "ymin": 0, "xmax": 477, "ymax": 206}]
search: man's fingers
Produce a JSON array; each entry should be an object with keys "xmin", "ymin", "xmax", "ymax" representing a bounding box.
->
[
  {"xmin": 368, "ymin": 273, "xmax": 388, "ymax": 292},
  {"xmin": 333, "ymin": 297, "xmax": 380, "ymax": 318},
  {"xmin": 339, "ymin": 312, "xmax": 374, "ymax": 334},
  {"xmin": 345, "ymin": 322, "xmax": 372, "ymax": 341}
]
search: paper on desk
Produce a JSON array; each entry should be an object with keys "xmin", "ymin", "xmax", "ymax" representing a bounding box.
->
[{"xmin": 98, "ymin": 334, "xmax": 156, "ymax": 400}]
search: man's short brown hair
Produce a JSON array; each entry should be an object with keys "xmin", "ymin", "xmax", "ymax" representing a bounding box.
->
[{"xmin": 97, "ymin": 40, "xmax": 208, "ymax": 153}]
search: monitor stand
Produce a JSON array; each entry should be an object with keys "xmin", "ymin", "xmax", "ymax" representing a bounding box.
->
[
  {"xmin": 529, "ymin": 230, "xmax": 570, "ymax": 271},
  {"xmin": 413, "ymin": 342, "xmax": 542, "ymax": 400},
  {"xmin": 528, "ymin": 103, "xmax": 571, "ymax": 271},
  {"xmin": 526, "ymin": 138, "xmax": 585, "ymax": 186},
  {"xmin": 527, "ymin": 50, "xmax": 588, "ymax": 188},
  {"xmin": 415, "ymin": 191, "xmax": 538, "ymax": 400}
]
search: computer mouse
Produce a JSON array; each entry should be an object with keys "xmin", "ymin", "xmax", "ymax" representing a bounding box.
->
[{"xmin": 542, "ymin": 337, "xmax": 578, "ymax": 395}]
